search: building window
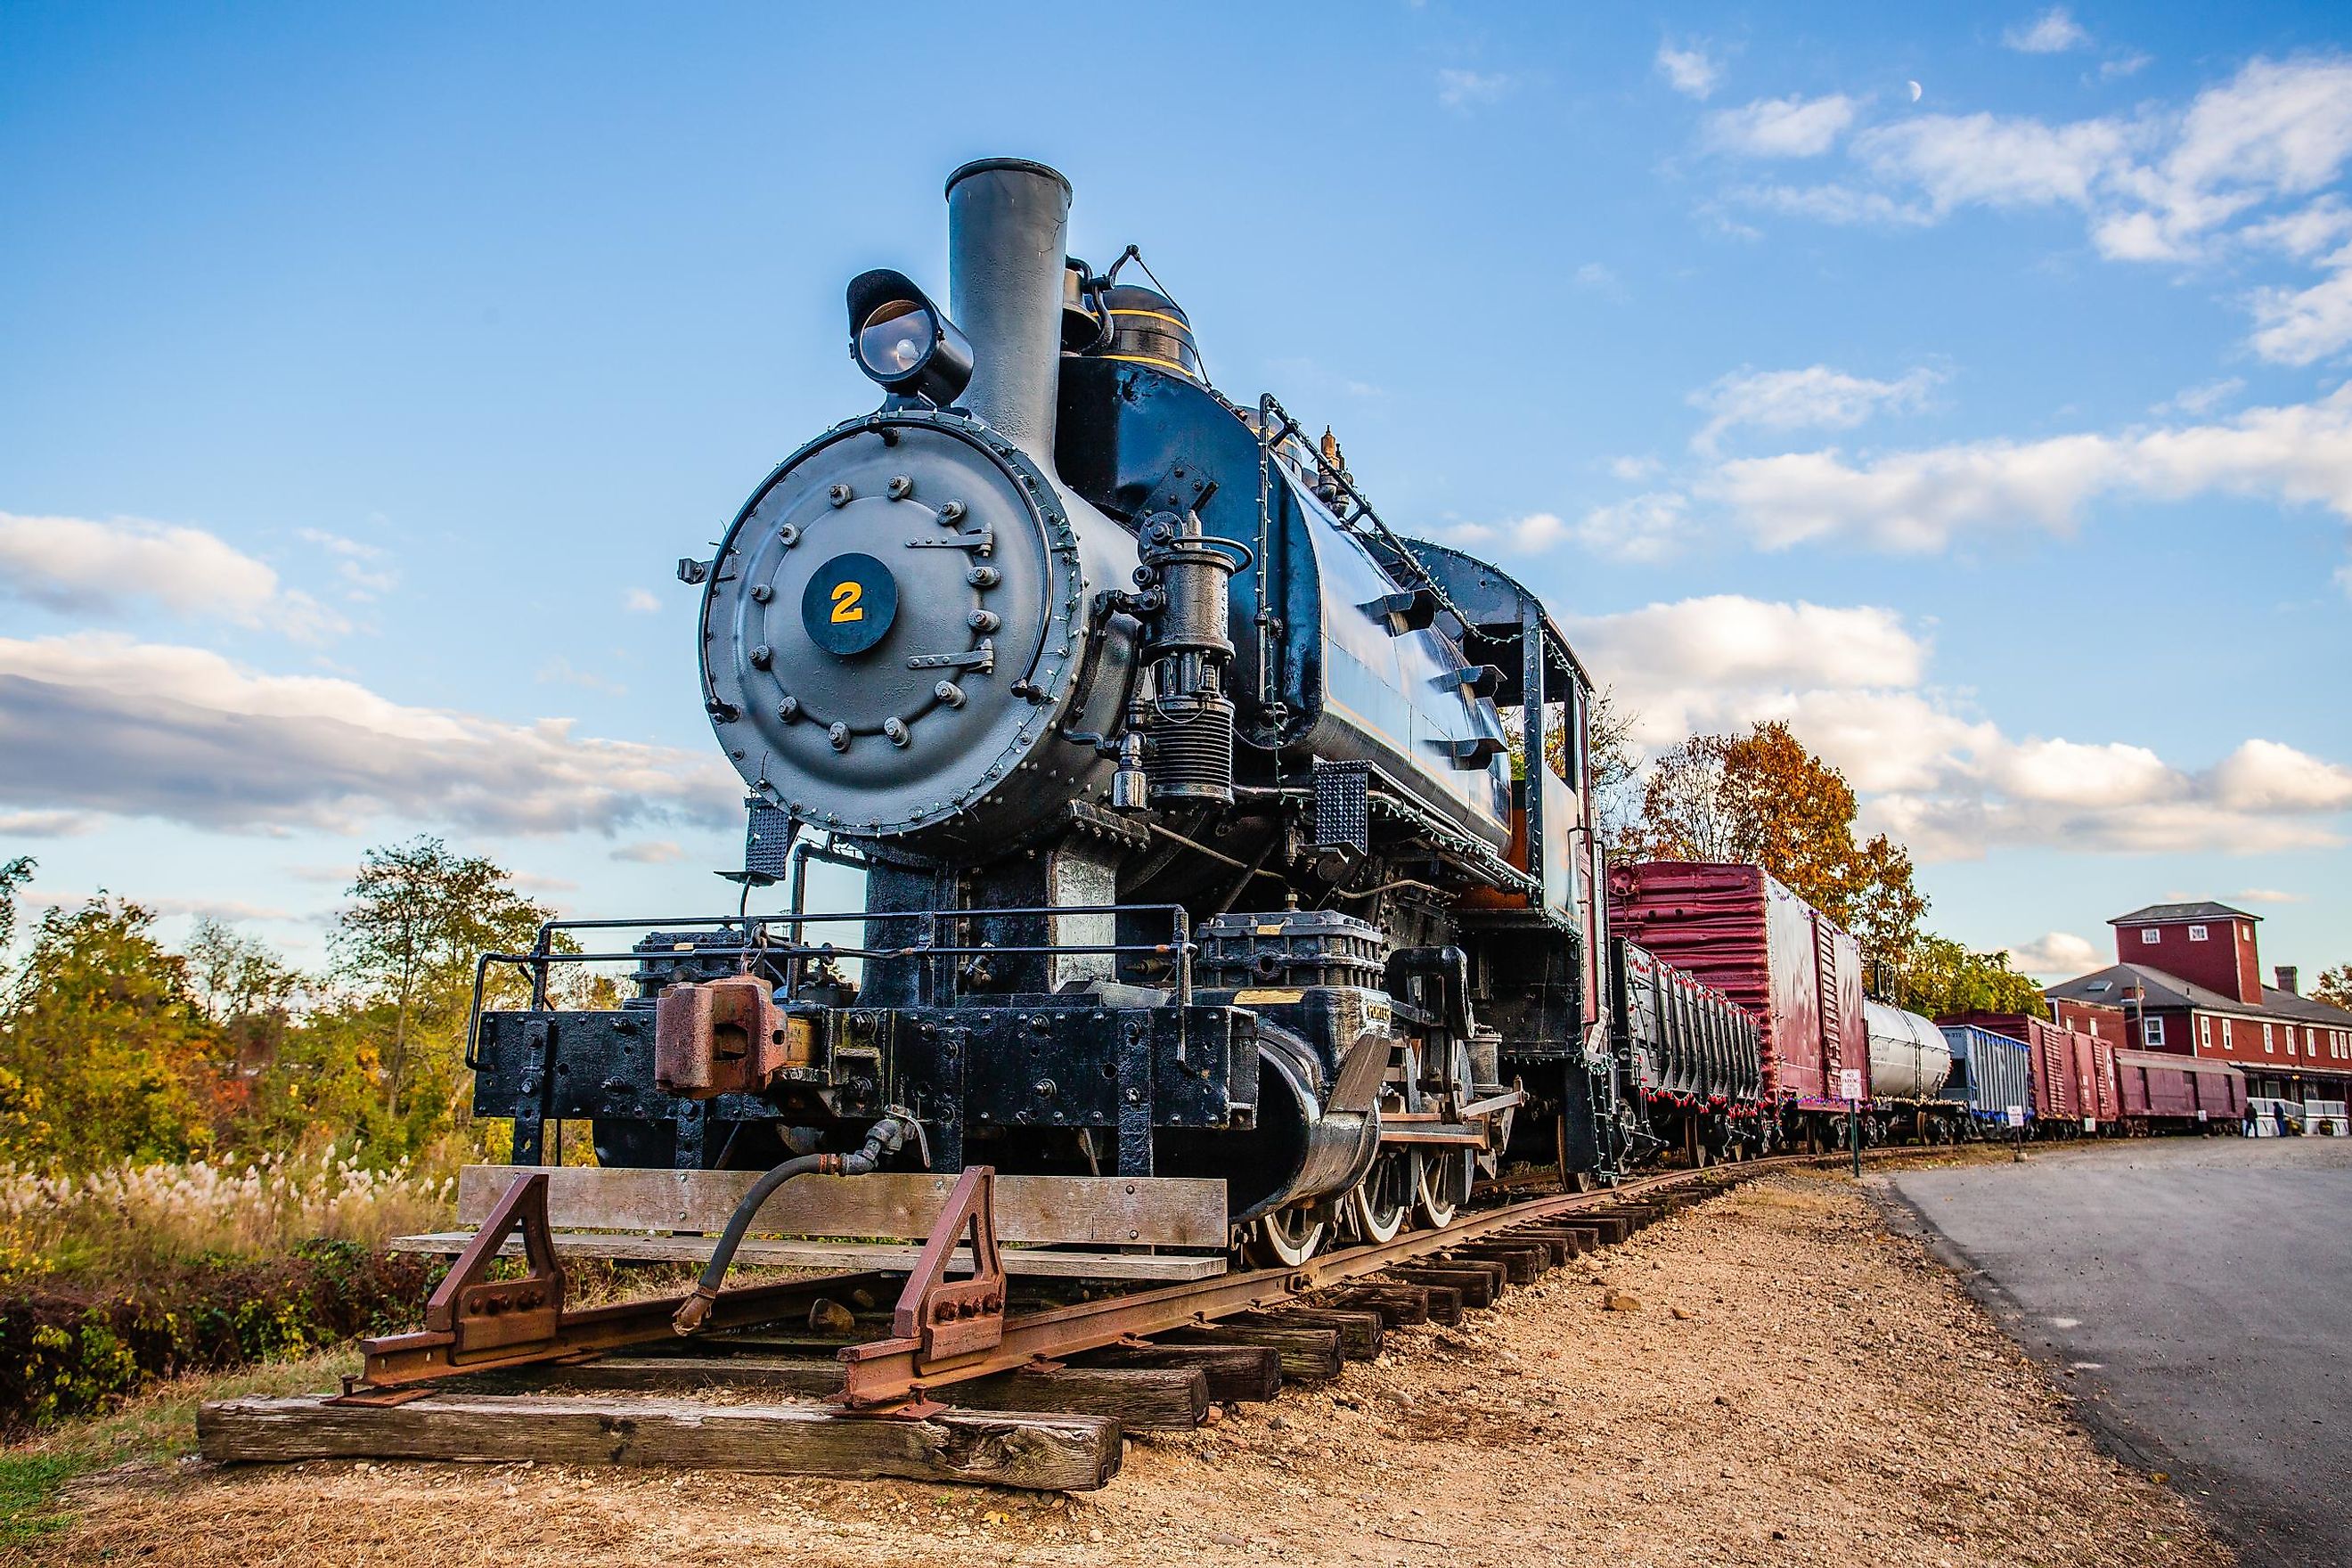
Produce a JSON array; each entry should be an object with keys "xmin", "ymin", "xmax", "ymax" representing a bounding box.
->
[
  {"xmin": 2263, "ymin": 1022, "xmax": 2274, "ymax": 1054},
  {"xmin": 2141, "ymin": 928, "xmax": 2160, "ymax": 945},
  {"xmin": 2143, "ymin": 1017, "xmax": 2165, "ymax": 1049},
  {"xmin": 2242, "ymin": 925, "xmax": 2253, "ymax": 943},
  {"xmin": 2200, "ymin": 1015, "xmax": 2212, "ymax": 1049},
  {"xmin": 2188, "ymin": 924, "xmax": 2208, "ymax": 942}
]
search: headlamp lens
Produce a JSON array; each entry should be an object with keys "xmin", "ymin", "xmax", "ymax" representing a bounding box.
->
[{"xmin": 857, "ymin": 299, "xmax": 933, "ymax": 380}]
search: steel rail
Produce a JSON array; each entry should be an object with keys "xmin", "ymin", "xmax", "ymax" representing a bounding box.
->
[{"xmin": 832, "ymin": 1147, "xmax": 1897, "ymax": 1409}]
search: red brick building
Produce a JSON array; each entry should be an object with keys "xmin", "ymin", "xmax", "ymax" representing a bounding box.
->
[{"xmin": 2044, "ymin": 901, "xmax": 2352, "ymax": 1106}]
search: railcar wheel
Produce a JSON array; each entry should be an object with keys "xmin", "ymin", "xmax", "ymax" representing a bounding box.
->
[
  {"xmin": 1413, "ymin": 1148, "xmax": 1472, "ymax": 1228},
  {"xmin": 1353, "ymin": 1152, "xmax": 1413, "ymax": 1244},
  {"xmin": 1249, "ymin": 1204, "xmax": 1327, "ymax": 1268}
]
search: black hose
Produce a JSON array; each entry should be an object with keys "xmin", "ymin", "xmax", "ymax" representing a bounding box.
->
[{"xmin": 671, "ymin": 1114, "xmax": 916, "ymax": 1334}]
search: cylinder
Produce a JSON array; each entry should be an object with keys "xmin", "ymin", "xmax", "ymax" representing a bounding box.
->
[{"xmin": 944, "ymin": 158, "xmax": 1073, "ymax": 461}]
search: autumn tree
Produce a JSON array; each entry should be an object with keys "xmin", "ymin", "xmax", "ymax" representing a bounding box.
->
[
  {"xmin": 1625, "ymin": 720, "xmax": 1933, "ymax": 983},
  {"xmin": 1897, "ymin": 935, "xmax": 2048, "ymax": 1018},
  {"xmin": 330, "ymin": 837, "xmax": 555, "ymax": 1139},
  {"xmin": 0, "ymin": 898, "xmax": 216, "ymax": 1168},
  {"xmin": 1506, "ymin": 685, "xmax": 1644, "ymax": 862},
  {"xmin": 2315, "ymin": 964, "xmax": 2352, "ymax": 1010},
  {"xmin": 0, "ymin": 855, "xmax": 31, "ymax": 951}
]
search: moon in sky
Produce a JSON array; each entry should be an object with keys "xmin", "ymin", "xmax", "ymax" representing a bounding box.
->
[{"xmin": 1908, "ymin": 79, "xmax": 1923, "ymax": 101}]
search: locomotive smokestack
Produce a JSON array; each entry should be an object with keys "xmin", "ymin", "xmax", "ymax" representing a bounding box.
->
[{"xmin": 945, "ymin": 158, "xmax": 1073, "ymax": 462}]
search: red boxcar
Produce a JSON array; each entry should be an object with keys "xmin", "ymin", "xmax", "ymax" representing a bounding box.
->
[
  {"xmin": 1943, "ymin": 1011, "xmax": 2115, "ymax": 1128},
  {"xmin": 1608, "ymin": 862, "xmax": 1867, "ymax": 1107},
  {"xmin": 2114, "ymin": 1048, "xmax": 2246, "ymax": 1128}
]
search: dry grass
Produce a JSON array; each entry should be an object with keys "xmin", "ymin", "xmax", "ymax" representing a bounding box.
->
[{"xmin": 0, "ymin": 1147, "xmax": 453, "ymax": 1281}]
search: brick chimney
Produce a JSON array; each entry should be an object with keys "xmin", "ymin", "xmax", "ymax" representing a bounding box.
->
[{"xmin": 2276, "ymin": 965, "xmax": 2299, "ymax": 995}]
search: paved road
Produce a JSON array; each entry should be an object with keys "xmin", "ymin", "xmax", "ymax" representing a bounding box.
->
[{"xmin": 1881, "ymin": 1139, "xmax": 2352, "ymax": 1568}]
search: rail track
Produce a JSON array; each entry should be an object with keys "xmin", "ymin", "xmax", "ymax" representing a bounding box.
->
[{"xmin": 196, "ymin": 1148, "xmax": 1921, "ymax": 1490}]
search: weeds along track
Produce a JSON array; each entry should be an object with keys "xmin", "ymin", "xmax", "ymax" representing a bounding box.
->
[{"xmin": 195, "ymin": 1149, "xmax": 1930, "ymax": 1492}]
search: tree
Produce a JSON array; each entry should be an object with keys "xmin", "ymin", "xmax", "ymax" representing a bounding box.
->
[
  {"xmin": 0, "ymin": 898, "xmax": 216, "ymax": 1168},
  {"xmin": 2315, "ymin": 964, "xmax": 2352, "ymax": 1011},
  {"xmin": 1505, "ymin": 685, "xmax": 1643, "ymax": 861},
  {"xmin": 1898, "ymin": 935, "xmax": 2048, "ymax": 1018},
  {"xmin": 330, "ymin": 837, "xmax": 555, "ymax": 1135},
  {"xmin": 0, "ymin": 855, "xmax": 31, "ymax": 951},
  {"xmin": 1628, "ymin": 733, "xmax": 1740, "ymax": 862}
]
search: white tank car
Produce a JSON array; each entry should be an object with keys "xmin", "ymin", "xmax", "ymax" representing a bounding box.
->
[{"xmin": 1865, "ymin": 1000, "xmax": 1955, "ymax": 1100}]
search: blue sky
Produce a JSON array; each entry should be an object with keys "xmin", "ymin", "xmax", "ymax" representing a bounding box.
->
[{"xmin": 2, "ymin": 2, "xmax": 2348, "ymax": 986}]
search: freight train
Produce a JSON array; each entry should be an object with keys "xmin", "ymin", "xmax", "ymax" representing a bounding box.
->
[{"xmin": 465, "ymin": 159, "xmax": 2228, "ymax": 1267}]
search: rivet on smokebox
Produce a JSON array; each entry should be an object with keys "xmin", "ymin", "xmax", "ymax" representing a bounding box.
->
[
  {"xmin": 776, "ymin": 696, "xmax": 800, "ymax": 723},
  {"xmin": 829, "ymin": 723, "xmax": 851, "ymax": 752},
  {"xmin": 968, "ymin": 609, "xmax": 1000, "ymax": 633},
  {"xmin": 748, "ymin": 644, "xmax": 773, "ymax": 668},
  {"xmin": 749, "ymin": 583, "xmax": 773, "ymax": 603},
  {"xmin": 968, "ymin": 565, "xmax": 1000, "ymax": 588},
  {"xmin": 828, "ymin": 484, "xmax": 852, "ymax": 507},
  {"xmin": 884, "ymin": 717, "xmax": 911, "ymax": 747},
  {"xmin": 940, "ymin": 500, "xmax": 967, "ymax": 523},
  {"xmin": 886, "ymin": 475, "xmax": 913, "ymax": 500},
  {"xmin": 935, "ymin": 682, "xmax": 966, "ymax": 708}
]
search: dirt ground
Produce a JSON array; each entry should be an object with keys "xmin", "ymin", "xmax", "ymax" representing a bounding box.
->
[{"xmin": 20, "ymin": 1169, "xmax": 2231, "ymax": 1568}]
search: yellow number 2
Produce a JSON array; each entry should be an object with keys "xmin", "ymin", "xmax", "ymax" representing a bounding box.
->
[{"xmin": 829, "ymin": 581, "xmax": 864, "ymax": 624}]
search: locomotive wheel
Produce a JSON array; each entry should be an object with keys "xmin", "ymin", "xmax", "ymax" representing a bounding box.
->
[
  {"xmin": 1353, "ymin": 1152, "xmax": 1413, "ymax": 1244},
  {"xmin": 1413, "ymin": 1040, "xmax": 1476, "ymax": 1229},
  {"xmin": 1249, "ymin": 1204, "xmax": 1327, "ymax": 1268}
]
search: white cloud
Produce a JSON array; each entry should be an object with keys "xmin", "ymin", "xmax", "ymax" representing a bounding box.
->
[
  {"xmin": 623, "ymin": 588, "xmax": 663, "ymax": 615},
  {"xmin": 0, "ymin": 809, "xmax": 97, "ymax": 838},
  {"xmin": 2003, "ymin": 8, "xmax": 2090, "ymax": 54},
  {"xmin": 2010, "ymin": 931, "xmax": 2100, "ymax": 978},
  {"xmin": 1708, "ymin": 384, "xmax": 2352, "ymax": 551},
  {"xmin": 298, "ymin": 528, "xmax": 400, "ymax": 601},
  {"xmin": 2152, "ymin": 377, "xmax": 2244, "ymax": 417},
  {"xmin": 611, "ymin": 840, "xmax": 689, "ymax": 864},
  {"xmin": 0, "ymin": 633, "xmax": 739, "ymax": 837},
  {"xmin": 1441, "ymin": 494, "xmax": 1689, "ymax": 562},
  {"xmin": 1655, "ymin": 41, "xmax": 1721, "ymax": 100},
  {"xmin": 1572, "ymin": 262, "xmax": 1623, "ymax": 299},
  {"xmin": 0, "ymin": 512, "xmax": 350, "ymax": 640},
  {"xmin": 1854, "ymin": 111, "xmax": 2130, "ymax": 216},
  {"xmin": 1732, "ymin": 55, "xmax": 2352, "ymax": 361},
  {"xmin": 1688, "ymin": 364, "xmax": 1940, "ymax": 453},
  {"xmin": 2209, "ymin": 739, "xmax": 2352, "ymax": 812},
  {"xmin": 35, "ymin": 891, "xmax": 300, "ymax": 924},
  {"xmin": 1564, "ymin": 594, "xmax": 2352, "ymax": 863},
  {"xmin": 1705, "ymin": 94, "xmax": 1858, "ymax": 159},
  {"xmin": 1436, "ymin": 69, "xmax": 1515, "ymax": 111},
  {"xmin": 2246, "ymin": 247, "xmax": 2352, "ymax": 365},
  {"xmin": 2234, "ymin": 887, "xmax": 2308, "ymax": 904}
]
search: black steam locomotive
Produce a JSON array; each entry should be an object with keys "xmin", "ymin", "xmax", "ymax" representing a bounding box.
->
[{"xmin": 469, "ymin": 158, "xmax": 1760, "ymax": 1262}]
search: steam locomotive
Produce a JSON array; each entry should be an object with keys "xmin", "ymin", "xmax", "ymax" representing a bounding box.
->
[{"xmin": 467, "ymin": 158, "xmax": 1920, "ymax": 1263}]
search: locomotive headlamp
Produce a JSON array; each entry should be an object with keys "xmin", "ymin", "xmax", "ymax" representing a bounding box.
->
[{"xmin": 845, "ymin": 268, "xmax": 973, "ymax": 404}]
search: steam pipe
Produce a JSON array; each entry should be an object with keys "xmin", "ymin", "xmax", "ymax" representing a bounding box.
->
[{"xmin": 944, "ymin": 158, "xmax": 1074, "ymax": 464}]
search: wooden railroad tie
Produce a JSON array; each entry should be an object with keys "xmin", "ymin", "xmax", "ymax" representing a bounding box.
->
[
  {"xmin": 1384, "ymin": 1264, "xmax": 1498, "ymax": 1310},
  {"xmin": 1447, "ymin": 1242, "xmax": 1548, "ymax": 1284},
  {"xmin": 1321, "ymin": 1282, "xmax": 1433, "ymax": 1327},
  {"xmin": 472, "ymin": 1355, "xmax": 1210, "ymax": 1433},
  {"xmin": 1507, "ymin": 1226, "xmax": 1593, "ymax": 1259},
  {"xmin": 1073, "ymin": 1343, "xmax": 1282, "ymax": 1404},
  {"xmin": 1229, "ymin": 1307, "xmax": 1384, "ymax": 1360},
  {"xmin": 199, "ymin": 1392, "xmax": 1122, "ymax": 1491},
  {"xmin": 1159, "ymin": 1323, "xmax": 1343, "ymax": 1382}
]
